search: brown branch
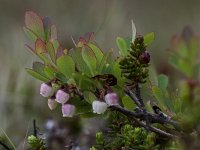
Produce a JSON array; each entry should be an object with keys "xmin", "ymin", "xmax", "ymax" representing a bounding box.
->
[{"xmin": 109, "ymin": 105, "xmax": 178, "ymax": 138}]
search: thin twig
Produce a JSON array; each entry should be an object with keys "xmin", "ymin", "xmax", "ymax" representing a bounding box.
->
[
  {"xmin": 109, "ymin": 105, "xmax": 179, "ymax": 128},
  {"xmin": 109, "ymin": 105, "xmax": 177, "ymax": 138},
  {"xmin": 135, "ymin": 84, "xmax": 145, "ymax": 107}
]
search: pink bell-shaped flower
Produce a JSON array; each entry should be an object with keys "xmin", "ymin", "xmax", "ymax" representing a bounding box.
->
[
  {"xmin": 62, "ymin": 104, "xmax": 75, "ymax": 117},
  {"xmin": 55, "ymin": 89, "xmax": 70, "ymax": 104},
  {"xmin": 40, "ymin": 83, "xmax": 53, "ymax": 97},
  {"xmin": 47, "ymin": 98, "xmax": 57, "ymax": 110},
  {"xmin": 92, "ymin": 101, "xmax": 107, "ymax": 114},
  {"xmin": 105, "ymin": 92, "xmax": 119, "ymax": 106}
]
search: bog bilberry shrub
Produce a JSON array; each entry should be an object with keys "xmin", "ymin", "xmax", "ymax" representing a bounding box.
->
[{"xmin": 24, "ymin": 11, "xmax": 200, "ymax": 149}]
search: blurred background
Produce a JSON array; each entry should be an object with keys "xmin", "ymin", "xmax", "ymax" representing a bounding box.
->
[{"xmin": 0, "ymin": 0, "xmax": 200, "ymax": 149}]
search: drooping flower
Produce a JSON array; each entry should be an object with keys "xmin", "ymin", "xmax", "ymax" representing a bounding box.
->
[
  {"xmin": 40, "ymin": 83, "xmax": 53, "ymax": 97},
  {"xmin": 92, "ymin": 101, "xmax": 108, "ymax": 114},
  {"xmin": 47, "ymin": 98, "xmax": 57, "ymax": 110},
  {"xmin": 105, "ymin": 92, "xmax": 119, "ymax": 106},
  {"xmin": 55, "ymin": 89, "xmax": 70, "ymax": 104},
  {"xmin": 62, "ymin": 104, "xmax": 75, "ymax": 117}
]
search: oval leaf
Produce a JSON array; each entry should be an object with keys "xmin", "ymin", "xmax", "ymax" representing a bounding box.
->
[
  {"xmin": 88, "ymin": 43, "xmax": 103, "ymax": 66},
  {"xmin": 82, "ymin": 47, "xmax": 97, "ymax": 76},
  {"xmin": 25, "ymin": 11, "xmax": 45, "ymax": 40},
  {"xmin": 56, "ymin": 55, "xmax": 75, "ymax": 78},
  {"xmin": 116, "ymin": 37, "xmax": 128, "ymax": 56},
  {"xmin": 158, "ymin": 74, "xmax": 169, "ymax": 91},
  {"xmin": 46, "ymin": 41, "xmax": 56, "ymax": 63},
  {"xmin": 26, "ymin": 68, "xmax": 49, "ymax": 82},
  {"xmin": 23, "ymin": 27, "xmax": 38, "ymax": 41},
  {"xmin": 144, "ymin": 32, "xmax": 155, "ymax": 46},
  {"xmin": 122, "ymin": 96, "xmax": 136, "ymax": 110}
]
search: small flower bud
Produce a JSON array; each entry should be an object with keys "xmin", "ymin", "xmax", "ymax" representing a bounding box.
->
[
  {"xmin": 55, "ymin": 89, "xmax": 70, "ymax": 104},
  {"xmin": 135, "ymin": 36, "xmax": 144, "ymax": 44},
  {"xmin": 62, "ymin": 104, "xmax": 75, "ymax": 117},
  {"xmin": 105, "ymin": 92, "xmax": 119, "ymax": 106},
  {"xmin": 139, "ymin": 51, "xmax": 150, "ymax": 64},
  {"xmin": 47, "ymin": 98, "xmax": 57, "ymax": 110},
  {"xmin": 92, "ymin": 101, "xmax": 107, "ymax": 114},
  {"xmin": 40, "ymin": 83, "xmax": 53, "ymax": 97}
]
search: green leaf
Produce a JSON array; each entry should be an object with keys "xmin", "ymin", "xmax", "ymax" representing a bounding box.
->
[
  {"xmin": 99, "ymin": 48, "xmax": 113, "ymax": 73},
  {"xmin": 83, "ymin": 91, "xmax": 97, "ymax": 104},
  {"xmin": 70, "ymin": 47, "xmax": 91, "ymax": 75},
  {"xmin": 56, "ymin": 55, "xmax": 75, "ymax": 78},
  {"xmin": 26, "ymin": 68, "xmax": 49, "ymax": 82},
  {"xmin": 122, "ymin": 96, "xmax": 136, "ymax": 110},
  {"xmin": 73, "ymin": 73, "xmax": 96, "ymax": 90},
  {"xmin": 158, "ymin": 74, "xmax": 169, "ymax": 91},
  {"xmin": 169, "ymin": 54, "xmax": 179, "ymax": 69},
  {"xmin": 144, "ymin": 32, "xmax": 154, "ymax": 46},
  {"xmin": 88, "ymin": 43, "xmax": 104, "ymax": 66},
  {"xmin": 82, "ymin": 47, "xmax": 97, "ymax": 76},
  {"xmin": 38, "ymin": 53, "xmax": 51, "ymax": 64},
  {"xmin": 42, "ymin": 17, "xmax": 51, "ymax": 41},
  {"xmin": 152, "ymin": 86, "xmax": 165, "ymax": 109},
  {"xmin": 116, "ymin": 37, "xmax": 128, "ymax": 56},
  {"xmin": 23, "ymin": 27, "xmax": 38, "ymax": 41},
  {"xmin": 44, "ymin": 65, "xmax": 55, "ymax": 78},
  {"xmin": 112, "ymin": 60, "xmax": 125, "ymax": 86},
  {"xmin": 52, "ymin": 39, "xmax": 59, "ymax": 51},
  {"xmin": 25, "ymin": 11, "xmax": 45, "ymax": 40},
  {"xmin": 46, "ymin": 41, "xmax": 56, "ymax": 63},
  {"xmin": 32, "ymin": 62, "xmax": 47, "ymax": 77},
  {"xmin": 131, "ymin": 20, "xmax": 136, "ymax": 43},
  {"xmin": 54, "ymin": 72, "xmax": 68, "ymax": 83}
]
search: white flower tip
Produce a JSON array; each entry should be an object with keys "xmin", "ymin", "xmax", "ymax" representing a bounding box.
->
[{"xmin": 92, "ymin": 101, "xmax": 108, "ymax": 114}]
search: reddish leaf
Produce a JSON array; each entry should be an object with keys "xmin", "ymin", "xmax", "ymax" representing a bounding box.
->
[
  {"xmin": 25, "ymin": 11, "xmax": 45, "ymax": 40},
  {"xmin": 35, "ymin": 39, "xmax": 46, "ymax": 54},
  {"xmin": 56, "ymin": 44, "xmax": 64, "ymax": 58},
  {"xmin": 42, "ymin": 16, "xmax": 52, "ymax": 41},
  {"xmin": 46, "ymin": 41, "xmax": 56, "ymax": 63}
]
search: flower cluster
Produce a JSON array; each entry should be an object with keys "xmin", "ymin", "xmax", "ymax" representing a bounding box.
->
[
  {"xmin": 40, "ymin": 82, "xmax": 75, "ymax": 117},
  {"xmin": 40, "ymin": 82, "xmax": 120, "ymax": 116},
  {"xmin": 92, "ymin": 92, "xmax": 119, "ymax": 114}
]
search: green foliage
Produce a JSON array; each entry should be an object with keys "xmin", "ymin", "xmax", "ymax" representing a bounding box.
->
[
  {"xmin": 119, "ymin": 35, "xmax": 151, "ymax": 85},
  {"xmin": 168, "ymin": 27, "xmax": 199, "ymax": 78},
  {"xmin": 144, "ymin": 32, "xmax": 155, "ymax": 46},
  {"xmin": 81, "ymin": 46, "xmax": 97, "ymax": 76},
  {"xmin": 28, "ymin": 135, "xmax": 46, "ymax": 150},
  {"xmin": 24, "ymin": 11, "xmax": 200, "ymax": 150},
  {"xmin": 116, "ymin": 37, "xmax": 128, "ymax": 56},
  {"xmin": 92, "ymin": 113, "xmax": 160, "ymax": 150},
  {"xmin": 151, "ymin": 75, "xmax": 174, "ymax": 112},
  {"xmin": 56, "ymin": 55, "xmax": 75, "ymax": 78},
  {"xmin": 122, "ymin": 95, "xmax": 136, "ymax": 110}
]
